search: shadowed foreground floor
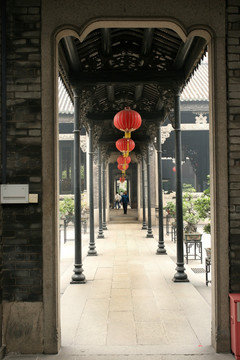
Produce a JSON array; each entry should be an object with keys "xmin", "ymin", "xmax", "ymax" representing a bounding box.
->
[{"xmin": 5, "ymin": 220, "xmax": 234, "ymax": 360}]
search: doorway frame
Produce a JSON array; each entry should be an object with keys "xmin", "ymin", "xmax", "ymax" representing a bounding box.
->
[{"xmin": 42, "ymin": 14, "xmax": 229, "ymax": 353}]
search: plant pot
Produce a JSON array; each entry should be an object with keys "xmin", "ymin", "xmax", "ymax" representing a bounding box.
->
[
  {"xmin": 184, "ymin": 232, "xmax": 202, "ymax": 241},
  {"xmin": 205, "ymin": 247, "xmax": 211, "ymax": 260}
]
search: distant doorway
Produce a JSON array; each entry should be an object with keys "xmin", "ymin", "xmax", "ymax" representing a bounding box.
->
[{"xmin": 116, "ymin": 179, "xmax": 128, "ymax": 194}]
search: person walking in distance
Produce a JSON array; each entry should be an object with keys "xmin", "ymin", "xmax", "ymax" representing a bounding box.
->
[
  {"xmin": 121, "ymin": 191, "xmax": 129, "ymax": 214},
  {"xmin": 114, "ymin": 192, "xmax": 121, "ymax": 209}
]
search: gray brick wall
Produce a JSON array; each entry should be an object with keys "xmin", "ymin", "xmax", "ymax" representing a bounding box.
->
[
  {"xmin": 227, "ymin": 0, "xmax": 240, "ymax": 291},
  {"xmin": 2, "ymin": 0, "xmax": 42, "ymax": 301}
]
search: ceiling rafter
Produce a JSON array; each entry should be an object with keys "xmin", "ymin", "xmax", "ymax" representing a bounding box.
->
[
  {"xmin": 173, "ymin": 37, "xmax": 194, "ymax": 70},
  {"xmin": 70, "ymin": 69, "xmax": 184, "ymax": 87},
  {"xmin": 135, "ymin": 28, "xmax": 154, "ymax": 101},
  {"xmin": 183, "ymin": 37, "xmax": 207, "ymax": 79},
  {"xmin": 61, "ymin": 37, "xmax": 80, "ymax": 73},
  {"xmin": 87, "ymin": 109, "xmax": 166, "ymax": 121},
  {"xmin": 59, "ymin": 26, "xmax": 207, "ymax": 151},
  {"xmin": 101, "ymin": 29, "xmax": 115, "ymax": 102}
]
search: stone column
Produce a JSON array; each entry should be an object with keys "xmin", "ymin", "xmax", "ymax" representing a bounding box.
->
[
  {"xmin": 83, "ymin": 149, "xmax": 87, "ymax": 191},
  {"xmin": 87, "ymin": 122, "xmax": 97, "ymax": 256},
  {"xmin": 102, "ymin": 158, "xmax": 108, "ymax": 230},
  {"xmin": 156, "ymin": 124, "xmax": 167, "ymax": 255},
  {"xmin": 71, "ymin": 92, "xmax": 86, "ymax": 283},
  {"xmin": 97, "ymin": 146, "xmax": 104, "ymax": 238},
  {"xmin": 173, "ymin": 91, "xmax": 188, "ymax": 282},
  {"xmin": 141, "ymin": 156, "xmax": 147, "ymax": 230},
  {"xmin": 146, "ymin": 144, "xmax": 154, "ymax": 238}
]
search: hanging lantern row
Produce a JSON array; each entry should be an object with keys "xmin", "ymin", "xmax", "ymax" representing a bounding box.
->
[
  {"xmin": 116, "ymin": 138, "xmax": 135, "ymax": 157},
  {"xmin": 114, "ymin": 106, "xmax": 142, "ymax": 184},
  {"xmin": 114, "ymin": 106, "xmax": 142, "ymax": 138},
  {"xmin": 117, "ymin": 155, "xmax": 131, "ymax": 165},
  {"xmin": 117, "ymin": 155, "xmax": 131, "ymax": 184},
  {"xmin": 117, "ymin": 163, "xmax": 129, "ymax": 171}
]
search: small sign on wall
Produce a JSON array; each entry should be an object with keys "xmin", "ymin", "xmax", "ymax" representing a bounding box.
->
[{"xmin": 0, "ymin": 184, "xmax": 29, "ymax": 204}]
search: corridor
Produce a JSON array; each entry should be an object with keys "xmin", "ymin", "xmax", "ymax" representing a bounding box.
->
[{"xmin": 6, "ymin": 219, "xmax": 234, "ymax": 360}]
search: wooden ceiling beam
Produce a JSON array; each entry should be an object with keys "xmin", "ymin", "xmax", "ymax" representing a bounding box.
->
[
  {"xmin": 142, "ymin": 28, "xmax": 154, "ymax": 55},
  {"xmin": 135, "ymin": 85, "xmax": 143, "ymax": 101},
  {"xmin": 61, "ymin": 37, "xmax": 80, "ymax": 73},
  {"xmin": 155, "ymin": 97, "xmax": 164, "ymax": 111},
  {"xmin": 134, "ymin": 29, "xmax": 154, "ymax": 101},
  {"xmin": 107, "ymin": 85, "xmax": 115, "ymax": 101},
  {"xmin": 101, "ymin": 29, "xmax": 115, "ymax": 102},
  {"xmin": 173, "ymin": 37, "xmax": 194, "ymax": 70},
  {"xmin": 183, "ymin": 37, "xmax": 207, "ymax": 78},
  {"xmin": 70, "ymin": 70, "xmax": 184, "ymax": 87},
  {"xmin": 101, "ymin": 28, "xmax": 111, "ymax": 55},
  {"xmin": 87, "ymin": 109, "xmax": 166, "ymax": 121}
]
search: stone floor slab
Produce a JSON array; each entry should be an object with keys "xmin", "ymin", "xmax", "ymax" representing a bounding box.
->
[
  {"xmin": 109, "ymin": 295, "xmax": 133, "ymax": 311},
  {"xmin": 5, "ymin": 221, "xmax": 233, "ymax": 360},
  {"xmin": 136, "ymin": 321, "xmax": 168, "ymax": 344},
  {"xmin": 107, "ymin": 311, "xmax": 137, "ymax": 345}
]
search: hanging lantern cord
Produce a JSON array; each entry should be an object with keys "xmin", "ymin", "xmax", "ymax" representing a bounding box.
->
[{"xmin": 124, "ymin": 131, "xmax": 131, "ymax": 139}]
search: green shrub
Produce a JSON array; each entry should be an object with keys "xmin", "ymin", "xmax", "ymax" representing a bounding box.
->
[
  {"xmin": 59, "ymin": 197, "xmax": 74, "ymax": 224},
  {"xmin": 163, "ymin": 201, "xmax": 176, "ymax": 217},
  {"xmin": 164, "ymin": 180, "xmax": 211, "ymax": 234},
  {"xmin": 59, "ymin": 193, "xmax": 89, "ymax": 224},
  {"xmin": 182, "ymin": 186, "xmax": 200, "ymax": 233},
  {"xmin": 194, "ymin": 175, "xmax": 211, "ymax": 234}
]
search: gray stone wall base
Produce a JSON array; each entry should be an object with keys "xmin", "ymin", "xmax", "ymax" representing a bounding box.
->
[
  {"xmin": 2, "ymin": 302, "xmax": 43, "ymax": 354},
  {"xmin": 0, "ymin": 346, "xmax": 6, "ymax": 360}
]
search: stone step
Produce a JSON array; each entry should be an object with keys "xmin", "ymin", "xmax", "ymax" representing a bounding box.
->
[{"xmin": 110, "ymin": 220, "xmax": 139, "ymax": 224}]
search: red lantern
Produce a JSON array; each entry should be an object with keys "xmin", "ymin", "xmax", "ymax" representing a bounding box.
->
[
  {"xmin": 116, "ymin": 138, "xmax": 135, "ymax": 155},
  {"xmin": 114, "ymin": 106, "xmax": 142, "ymax": 138},
  {"xmin": 172, "ymin": 166, "xmax": 176, "ymax": 172},
  {"xmin": 119, "ymin": 177, "xmax": 125, "ymax": 183},
  {"xmin": 117, "ymin": 163, "xmax": 129, "ymax": 171},
  {"xmin": 117, "ymin": 155, "xmax": 131, "ymax": 165}
]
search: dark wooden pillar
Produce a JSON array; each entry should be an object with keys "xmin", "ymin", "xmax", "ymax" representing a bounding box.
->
[
  {"xmin": 97, "ymin": 146, "xmax": 104, "ymax": 238},
  {"xmin": 173, "ymin": 91, "xmax": 189, "ymax": 282},
  {"xmin": 71, "ymin": 92, "xmax": 86, "ymax": 283},
  {"xmin": 156, "ymin": 124, "xmax": 167, "ymax": 255},
  {"xmin": 102, "ymin": 158, "xmax": 108, "ymax": 230},
  {"xmin": 87, "ymin": 123, "xmax": 97, "ymax": 256},
  {"xmin": 141, "ymin": 156, "xmax": 147, "ymax": 230},
  {"xmin": 146, "ymin": 144, "xmax": 154, "ymax": 238}
]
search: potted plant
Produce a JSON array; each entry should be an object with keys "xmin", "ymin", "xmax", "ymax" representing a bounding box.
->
[
  {"xmin": 195, "ymin": 175, "xmax": 211, "ymax": 258},
  {"xmin": 59, "ymin": 194, "xmax": 89, "ymax": 233},
  {"xmin": 182, "ymin": 184, "xmax": 201, "ymax": 241},
  {"xmin": 59, "ymin": 196, "xmax": 74, "ymax": 225},
  {"xmin": 194, "ymin": 175, "xmax": 211, "ymax": 235},
  {"xmin": 80, "ymin": 191, "xmax": 89, "ymax": 233},
  {"xmin": 163, "ymin": 201, "xmax": 176, "ymax": 219},
  {"xmin": 163, "ymin": 200, "xmax": 176, "ymax": 240}
]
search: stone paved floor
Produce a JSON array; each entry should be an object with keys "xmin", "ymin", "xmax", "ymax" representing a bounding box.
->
[{"xmin": 5, "ymin": 218, "xmax": 234, "ymax": 360}]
